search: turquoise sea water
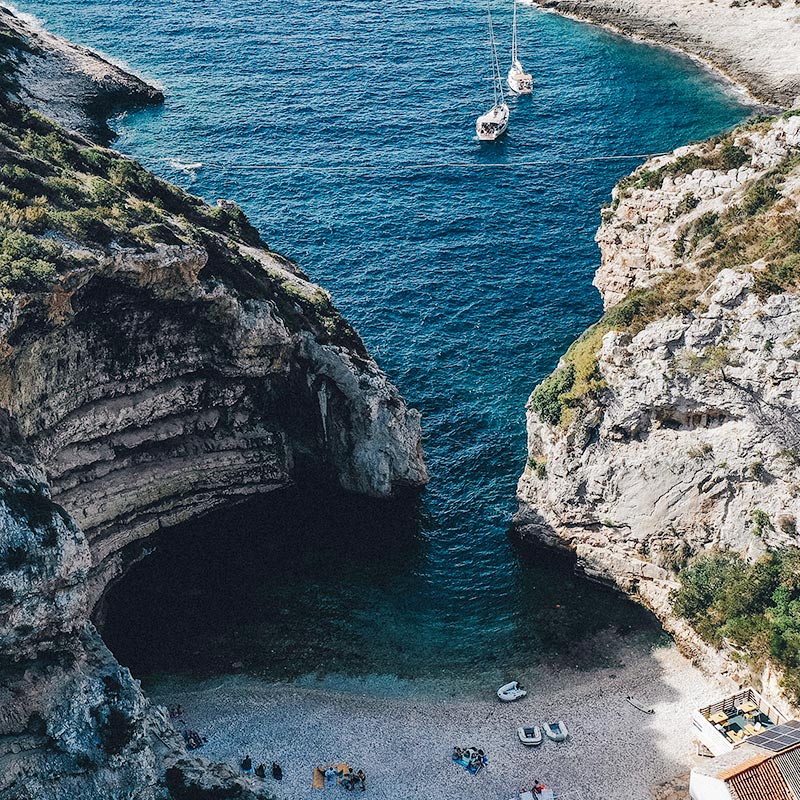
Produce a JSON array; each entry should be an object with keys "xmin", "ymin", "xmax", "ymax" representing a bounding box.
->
[{"xmin": 16, "ymin": 0, "xmax": 751, "ymax": 686}]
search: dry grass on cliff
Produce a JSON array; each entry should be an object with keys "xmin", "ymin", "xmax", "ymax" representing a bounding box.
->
[{"xmin": 531, "ymin": 116, "xmax": 800, "ymax": 431}]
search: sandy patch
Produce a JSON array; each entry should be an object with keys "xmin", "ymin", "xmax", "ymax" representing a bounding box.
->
[{"xmin": 529, "ymin": 0, "xmax": 800, "ymax": 107}]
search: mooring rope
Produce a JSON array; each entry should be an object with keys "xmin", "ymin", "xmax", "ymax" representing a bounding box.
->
[{"xmin": 161, "ymin": 151, "xmax": 669, "ymax": 174}]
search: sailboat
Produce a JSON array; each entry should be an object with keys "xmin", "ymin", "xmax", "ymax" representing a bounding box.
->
[
  {"xmin": 476, "ymin": 2, "xmax": 509, "ymax": 141},
  {"xmin": 507, "ymin": 0, "xmax": 533, "ymax": 95}
]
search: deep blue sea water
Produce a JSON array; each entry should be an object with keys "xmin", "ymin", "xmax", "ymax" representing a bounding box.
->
[{"xmin": 14, "ymin": 0, "xmax": 752, "ymax": 687}]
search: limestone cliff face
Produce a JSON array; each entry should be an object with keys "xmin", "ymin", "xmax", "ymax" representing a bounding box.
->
[
  {"xmin": 0, "ymin": 8, "xmax": 426, "ymax": 798},
  {"xmin": 0, "ymin": 230, "xmax": 427, "ymax": 599},
  {"xmin": 517, "ymin": 114, "xmax": 800, "ymax": 677},
  {"xmin": 0, "ymin": 410, "xmax": 274, "ymax": 800}
]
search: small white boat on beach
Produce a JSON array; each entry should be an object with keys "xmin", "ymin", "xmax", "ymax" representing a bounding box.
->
[
  {"xmin": 544, "ymin": 720, "xmax": 569, "ymax": 742},
  {"xmin": 497, "ymin": 681, "xmax": 527, "ymax": 702},
  {"xmin": 476, "ymin": 2, "xmax": 510, "ymax": 141},
  {"xmin": 507, "ymin": 0, "xmax": 533, "ymax": 95},
  {"xmin": 517, "ymin": 725, "xmax": 543, "ymax": 746}
]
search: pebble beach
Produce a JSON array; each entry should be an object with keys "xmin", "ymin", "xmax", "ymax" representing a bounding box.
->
[{"xmin": 147, "ymin": 635, "xmax": 732, "ymax": 800}]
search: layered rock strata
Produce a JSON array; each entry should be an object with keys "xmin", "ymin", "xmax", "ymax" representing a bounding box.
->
[
  {"xmin": 0, "ymin": 7, "xmax": 426, "ymax": 798},
  {"xmin": 517, "ymin": 114, "xmax": 800, "ymax": 683}
]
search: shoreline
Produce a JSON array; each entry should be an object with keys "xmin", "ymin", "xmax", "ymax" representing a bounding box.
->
[
  {"xmin": 525, "ymin": 0, "xmax": 800, "ymax": 109},
  {"xmin": 146, "ymin": 634, "xmax": 733, "ymax": 800},
  {"xmin": 0, "ymin": 2, "xmax": 163, "ymax": 142}
]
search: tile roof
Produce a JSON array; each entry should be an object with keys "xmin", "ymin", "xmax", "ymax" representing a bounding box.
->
[
  {"xmin": 725, "ymin": 757, "xmax": 795, "ymax": 800},
  {"xmin": 775, "ymin": 745, "xmax": 800, "ymax": 799}
]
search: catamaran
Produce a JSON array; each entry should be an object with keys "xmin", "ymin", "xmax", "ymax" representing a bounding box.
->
[
  {"xmin": 507, "ymin": 0, "xmax": 533, "ymax": 94},
  {"xmin": 476, "ymin": 2, "xmax": 509, "ymax": 141}
]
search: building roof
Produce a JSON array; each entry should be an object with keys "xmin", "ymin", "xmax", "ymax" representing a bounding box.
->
[
  {"xmin": 692, "ymin": 744, "xmax": 761, "ymax": 779},
  {"xmin": 726, "ymin": 757, "xmax": 794, "ymax": 800},
  {"xmin": 775, "ymin": 746, "xmax": 800, "ymax": 799}
]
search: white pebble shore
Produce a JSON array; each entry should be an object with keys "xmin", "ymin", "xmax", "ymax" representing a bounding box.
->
[{"xmin": 148, "ymin": 638, "xmax": 731, "ymax": 800}]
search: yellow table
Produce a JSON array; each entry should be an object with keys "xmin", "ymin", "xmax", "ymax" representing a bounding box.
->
[
  {"xmin": 709, "ymin": 711, "xmax": 728, "ymax": 724},
  {"xmin": 739, "ymin": 701, "xmax": 758, "ymax": 714}
]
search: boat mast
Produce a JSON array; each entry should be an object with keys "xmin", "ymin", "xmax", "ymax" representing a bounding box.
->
[
  {"xmin": 487, "ymin": 2, "xmax": 505, "ymax": 106},
  {"xmin": 511, "ymin": 0, "xmax": 518, "ymax": 64}
]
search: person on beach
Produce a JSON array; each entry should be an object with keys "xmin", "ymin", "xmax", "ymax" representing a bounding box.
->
[
  {"xmin": 254, "ymin": 763, "xmax": 266, "ymax": 779},
  {"xmin": 452, "ymin": 746, "xmax": 462, "ymax": 760},
  {"xmin": 271, "ymin": 761, "xmax": 282, "ymax": 780},
  {"xmin": 240, "ymin": 755, "xmax": 253, "ymax": 774},
  {"xmin": 356, "ymin": 769, "xmax": 366, "ymax": 791},
  {"xmin": 325, "ymin": 766, "xmax": 337, "ymax": 785}
]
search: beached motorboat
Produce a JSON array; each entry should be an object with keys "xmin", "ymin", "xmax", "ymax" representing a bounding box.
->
[
  {"xmin": 497, "ymin": 681, "xmax": 527, "ymax": 702},
  {"xmin": 476, "ymin": 2, "xmax": 510, "ymax": 141},
  {"xmin": 544, "ymin": 721, "xmax": 569, "ymax": 742},
  {"xmin": 517, "ymin": 725, "xmax": 543, "ymax": 746},
  {"xmin": 506, "ymin": 0, "xmax": 533, "ymax": 95}
]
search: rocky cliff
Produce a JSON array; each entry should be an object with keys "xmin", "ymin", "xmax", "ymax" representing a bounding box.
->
[
  {"xmin": 0, "ymin": 4, "xmax": 163, "ymax": 143},
  {"xmin": 516, "ymin": 113, "xmax": 800, "ymax": 684},
  {"xmin": 0, "ymin": 8, "xmax": 426, "ymax": 799}
]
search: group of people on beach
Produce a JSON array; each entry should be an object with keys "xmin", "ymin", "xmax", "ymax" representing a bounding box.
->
[
  {"xmin": 452, "ymin": 745, "xmax": 488, "ymax": 773},
  {"xmin": 168, "ymin": 705, "xmax": 207, "ymax": 751},
  {"xmin": 323, "ymin": 765, "xmax": 367, "ymax": 791},
  {"xmin": 240, "ymin": 755, "xmax": 282, "ymax": 781}
]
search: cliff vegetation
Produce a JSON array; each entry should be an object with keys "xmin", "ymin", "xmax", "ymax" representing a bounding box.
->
[
  {"xmin": 517, "ymin": 111, "xmax": 800, "ymax": 705},
  {"xmin": 674, "ymin": 548, "xmax": 800, "ymax": 701}
]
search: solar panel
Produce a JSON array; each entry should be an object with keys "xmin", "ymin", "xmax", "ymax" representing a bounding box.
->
[{"xmin": 749, "ymin": 720, "xmax": 800, "ymax": 753}]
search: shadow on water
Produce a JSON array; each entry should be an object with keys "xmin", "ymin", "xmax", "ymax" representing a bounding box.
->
[{"xmin": 100, "ymin": 487, "xmax": 664, "ymax": 688}]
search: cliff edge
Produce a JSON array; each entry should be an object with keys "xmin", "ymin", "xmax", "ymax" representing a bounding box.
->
[
  {"xmin": 517, "ymin": 112, "xmax": 800, "ymax": 698},
  {"xmin": 0, "ymin": 7, "xmax": 426, "ymax": 799}
]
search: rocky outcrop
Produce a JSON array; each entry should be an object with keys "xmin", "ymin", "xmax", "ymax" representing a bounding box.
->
[
  {"xmin": 0, "ymin": 8, "xmax": 426, "ymax": 798},
  {"xmin": 516, "ymin": 114, "xmax": 800, "ymax": 683},
  {"xmin": 0, "ymin": 4, "xmax": 163, "ymax": 143},
  {"xmin": 0, "ymin": 227, "xmax": 427, "ymax": 600},
  {"xmin": 0, "ymin": 410, "xmax": 277, "ymax": 800}
]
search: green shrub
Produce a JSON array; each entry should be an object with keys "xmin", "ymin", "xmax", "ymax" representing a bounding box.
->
[
  {"xmin": 526, "ymin": 457, "xmax": 547, "ymax": 479},
  {"xmin": 51, "ymin": 208, "xmax": 113, "ymax": 244},
  {"xmin": 21, "ymin": 130, "xmax": 80, "ymax": 168},
  {"xmin": 751, "ymin": 508, "xmax": 772, "ymax": 537},
  {"xmin": 674, "ymin": 548, "xmax": 800, "ymax": 701},
  {"xmin": 90, "ymin": 177, "xmax": 125, "ymax": 207},
  {"xmin": 108, "ymin": 158, "xmax": 155, "ymax": 194},
  {"xmin": 0, "ymin": 231, "xmax": 60, "ymax": 290},
  {"xmin": 675, "ymin": 192, "xmax": 700, "ymax": 216},
  {"xmin": 530, "ymin": 364, "xmax": 575, "ymax": 426},
  {"xmin": 741, "ymin": 183, "xmax": 780, "ymax": 216},
  {"xmin": 692, "ymin": 211, "xmax": 720, "ymax": 245},
  {"xmin": 718, "ymin": 143, "xmax": 750, "ymax": 170}
]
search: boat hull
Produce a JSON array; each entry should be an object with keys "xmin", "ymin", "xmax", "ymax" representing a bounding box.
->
[
  {"xmin": 517, "ymin": 725, "xmax": 543, "ymax": 746},
  {"xmin": 507, "ymin": 62, "xmax": 533, "ymax": 95},
  {"xmin": 544, "ymin": 721, "xmax": 569, "ymax": 742},
  {"xmin": 476, "ymin": 103, "xmax": 509, "ymax": 141}
]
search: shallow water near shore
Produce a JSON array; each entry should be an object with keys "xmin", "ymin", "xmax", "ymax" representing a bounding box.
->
[{"xmin": 17, "ymin": 0, "xmax": 750, "ymax": 688}]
